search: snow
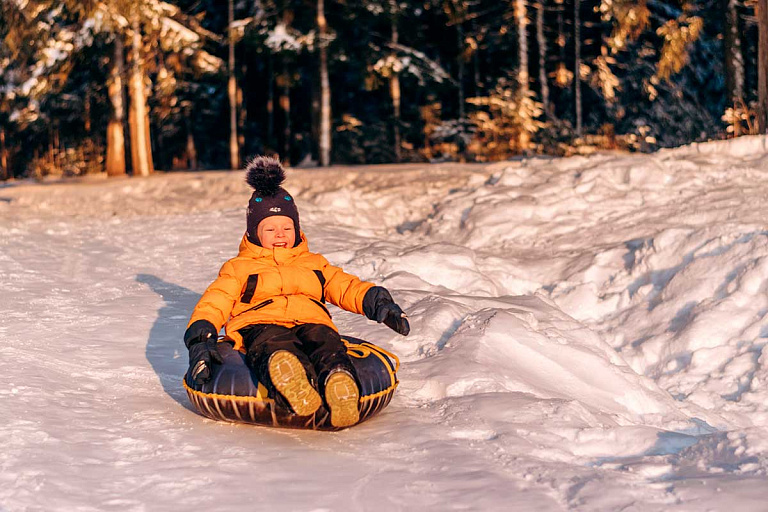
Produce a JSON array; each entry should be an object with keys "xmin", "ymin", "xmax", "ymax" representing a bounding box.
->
[
  {"xmin": 3, "ymin": 136, "xmax": 768, "ymax": 509},
  {"xmin": 159, "ymin": 17, "xmax": 200, "ymax": 49},
  {"xmin": 266, "ymin": 23, "xmax": 305, "ymax": 52}
]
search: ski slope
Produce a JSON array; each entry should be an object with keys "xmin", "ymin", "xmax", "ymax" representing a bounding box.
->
[{"xmin": 3, "ymin": 136, "xmax": 768, "ymax": 511}]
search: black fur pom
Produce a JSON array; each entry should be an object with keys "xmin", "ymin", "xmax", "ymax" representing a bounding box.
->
[{"xmin": 245, "ymin": 156, "xmax": 285, "ymax": 196}]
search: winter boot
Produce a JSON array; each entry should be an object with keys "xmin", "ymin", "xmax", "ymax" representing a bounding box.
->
[
  {"xmin": 324, "ymin": 370, "xmax": 360, "ymax": 428},
  {"xmin": 268, "ymin": 350, "xmax": 322, "ymax": 416}
]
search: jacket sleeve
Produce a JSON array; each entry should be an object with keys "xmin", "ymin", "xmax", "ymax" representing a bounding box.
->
[
  {"xmin": 187, "ymin": 260, "xmax": 242, "ymax": 332},
  {"xmin": 321, "ymin": 258, "xmax": 375, "ymax": 315}
]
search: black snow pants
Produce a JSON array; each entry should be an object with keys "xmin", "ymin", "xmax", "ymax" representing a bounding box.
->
[{"xmin": 240, "ymin": 323, "xmax": 357, "ymax": 397}]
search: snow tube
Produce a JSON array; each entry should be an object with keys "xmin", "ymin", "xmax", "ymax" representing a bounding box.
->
[{"xmin": 183, "ymin": 336, "xmax": 399, "ymax": 430}]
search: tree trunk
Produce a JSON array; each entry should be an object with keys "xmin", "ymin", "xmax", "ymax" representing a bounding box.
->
[
  {"xmin": 267, "ymin": 51, "xmax": 275, "ymax": 150},
  {"xmin": 473, "ymin": 48, "xmax": 481, "ymax": 94},
  {"xmin": 84, "ymin": 89, "xmax": 92, "ymax": 134},
  {"xmin": 187, "ymin": 133, "xmax": 198, "ymax": 170},
  {"xmin": 759, "ymin": 0, "xmax": 768, "ymax": 133},
  {"xmin": 186, "ymin": 115, "xmax": 197, "ymax": 171},
  {"xmin": 0, "ymin": 128, "xmax": 7, "ymax": 180},
  {"xmin": 228, "ymin": 0, "xmax": 240, "ymax": 170},
  {"xmin": 238, "ymin": 67, "xmax": 247, "ymax": 152},
  {"xmin": 280, "ymin": 59, "xmax": 292, "ymax": 165},
  {"xmin": 457, "ymin": 23, "xmax": 465, "ymax": 119},
  {"xmin": 318, "ymin": 0, "xmax": 331, "ymax": 167},
  {"xmin": 391, "ymin": 16, "xmax": 402, "ymax": 162},
  {"xmin": 574, "ymin": 0, "xmax": 582, "ymax": 135},
  {"xmin": 515, "ymin": 0, "xmax": 530, "ymax": 150},
  {"xmin": 537, "ymin": 0, "xmax": 551, "ymax": 118},
  {"xmin": 558, "ymin": 0, "xmax": 565, "ymax": 63},
  {"xmin": 724, "ymin": 0, "xmax": 744, "ymax": 106},
  {"xmin": 48, "ymin": 125, "xmax": 55, "ymax": 170},
  {"xmin": 144, "ymin": 111, "xmax": 155, "ymax": 173},
  {"xmin": 128, "ymin": 17, "xmax": 153, "ymax": 176},
  {"xmin": 311, "ymin": 64, "xmax": 320, "ymax": 162},
  {"xmin": 472, "ymin": 17, "xmax": 481, "ymax": 94},
  {"xmin": 106, "ymin": 36, "xmax": 126, "ymax": 177}
]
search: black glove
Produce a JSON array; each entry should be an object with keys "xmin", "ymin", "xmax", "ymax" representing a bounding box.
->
[
  {"xmin": 184, "ymin": 320, "xmax": 223, "ymax": 385},
  {"xmin": 363, "ymin": 286, "xmax": 410, "ymax": 336}
]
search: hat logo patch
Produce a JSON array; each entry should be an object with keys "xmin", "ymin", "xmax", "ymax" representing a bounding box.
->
[{"xmin": 269, "ymin": 207, "xmax": 282, "ymax": 213}]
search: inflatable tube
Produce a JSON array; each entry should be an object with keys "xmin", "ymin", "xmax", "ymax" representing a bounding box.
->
[{"xmin": 183, "ymin": 336, "xmax": 399, "ymax": 430}]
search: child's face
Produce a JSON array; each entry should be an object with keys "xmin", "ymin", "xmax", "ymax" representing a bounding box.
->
[{"xmin": 257, "ymin": 215, "xmax": 296, "ymax": 249}]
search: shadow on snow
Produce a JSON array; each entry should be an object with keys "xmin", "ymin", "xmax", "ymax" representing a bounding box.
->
[{"xmin": 136, "ymin": 273, "xmax": 199, "ymax": 412}]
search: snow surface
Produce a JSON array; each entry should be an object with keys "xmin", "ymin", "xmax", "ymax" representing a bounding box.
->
[{"xmin": 3, "ymin": 136, "xmax": 768, "ymax": 510}]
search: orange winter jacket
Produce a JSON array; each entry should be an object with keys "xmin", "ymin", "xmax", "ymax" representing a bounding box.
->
[{"xmin": 188, "ymin": 233, "xmax": 375, "ymax": 351}]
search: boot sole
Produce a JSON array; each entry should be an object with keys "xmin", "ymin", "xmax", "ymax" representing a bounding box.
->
[
  {"xmin": 268, "ymin": 351, "xmax": 322, "ymax": 416},
  {"xmin": 325, "ymin": 372, "xmax": 360, "ymax": 428}
]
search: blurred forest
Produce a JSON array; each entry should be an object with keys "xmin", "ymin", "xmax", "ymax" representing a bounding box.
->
[{"xmin": 1, "ymin": 0, "xmax": 767, "ymax": 179}]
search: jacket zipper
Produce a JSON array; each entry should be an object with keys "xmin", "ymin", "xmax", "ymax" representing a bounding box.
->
[
  {"xmin": 234, "ymin": 298, "xmax": 274, "ymax": 318},
  {"xmin": 310, "ymin": 298, "xmax": 332, "ymax": 319}
]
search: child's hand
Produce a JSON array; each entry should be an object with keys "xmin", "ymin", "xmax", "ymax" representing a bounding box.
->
[
  {"xmin": 363, "ymin": 287, "xmax": 410, "ymax": 336},
  {"xmin": 184, "ymin": 320, "xmax": 224, "ymax": 385},
  {"xmin": 377, "ymin": 302, "xmax": 410, "ymax": 336},
  {"xmin": 187, "ymin": 339, "xmax": 224, "ymax": 385}
]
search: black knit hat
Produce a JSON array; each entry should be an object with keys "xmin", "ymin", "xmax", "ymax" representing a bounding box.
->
[{"xmin": 245, "ymin": 156, "xmax": 301, "ymax": 247}]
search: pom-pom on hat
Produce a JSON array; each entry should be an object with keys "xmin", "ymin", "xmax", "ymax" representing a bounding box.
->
[{"xmin": 245, "ymin": 156, "xmax": 301, "ymax": 247}]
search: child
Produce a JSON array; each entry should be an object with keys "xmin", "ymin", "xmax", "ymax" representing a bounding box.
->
[{"xmin": 183, "ymin": 156, "xmax": 409, "ymax": 428}]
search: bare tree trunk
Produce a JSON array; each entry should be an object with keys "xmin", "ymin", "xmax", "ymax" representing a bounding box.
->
[
  {"xmin": 48, "ymin": 125, "xmax": 55, "ymax": 170},
  {"xmin": 574, "ymin": 0, "xmax": 582, "ymax": 135},
  {"xmin": 107, "ymin": 36, "xmax": 126, "ymax": 177},
  {"xmin": 457, "ymin": 23, "xmax": 465, "ymax": 119},
  {"xmin": 473, "ymin": 51, "xmax": 481, "ymax": 94},
  {"xmin": 537, "ymin": 0, "xmax": 551, "ymax": 118},
  {"xmin": 311, "ymin": 65, "xmax": 320, "ymax": 162},
  {"xmin": 84, "ymin": 89, "xmax": 92, "ymax": 134},
  {"xmin": 318, "ymin": 0, "xmax": 331, "ymax": 166},
  {"xmin": 0, "ymin": 128, "xmax": 7, "ymax": 180},
  {"xmin": 724, "ymin": 0, "xmax": 744, "ymax": 106},
  {"xmin": 185, "ymin": 114, "xmax": 197, "ymax": 171},
  {"xmin": 144, "ymin": 112, "xmax": 155, "ymax": 173},
  {"xmin": 187, "ymin": 135, "xmax": 198, "ymax": 171},
  {"xmin": 228, "ymin": 0, "xmax": 240, "ymax": 170},
  {"xmin": 759, "ymin": 0, "xmax": 768, "ymax": 133},
  {"xmin": 515, "ymin": 0, "xmax": 530, "ymax": 150},
  {"xmin": 391, "ymin": 16, "xmax": 402, "ymax": 162},
  {"xmin": 238, "ymin": 65, "xmax": 247, "ymax": 152},
  {"xmin": 279, "ymin": 60, "xmax": 292, "ymax": 165},
  {"xmin": 390, "ymin": 76, "xmax": 402, "ymax": 163},
  {"xmin": 558, "ymin": 0, "xmax": 565, "ymax": 63},
  {"xmin": 267, "ymin": 51, "xmax": 275, "ymax": 150},
  {"xmin": 129, "ymin": 17, "xmax": 152, "ymax": 176},
  {"xmin": 471, "ymin": 17, "xmax": 481, "ymax": 94}
]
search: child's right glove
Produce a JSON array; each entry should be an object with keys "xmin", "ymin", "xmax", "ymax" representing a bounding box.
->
[
  {"xmin": 363, "ymin": 286, "xmax": 410, "ymax": 336},
  {"xmin": 184, "ymin": 320, "xmax": 223, "ymax": 385}
]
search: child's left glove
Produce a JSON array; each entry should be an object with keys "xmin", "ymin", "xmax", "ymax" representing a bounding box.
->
[
  {"xmin": 184, "ymin": 320, "xmax": 224, "ymax": 385},
  {"xmin": 363, "ymin": 286, "xmax": 410, "ymax": 336}
]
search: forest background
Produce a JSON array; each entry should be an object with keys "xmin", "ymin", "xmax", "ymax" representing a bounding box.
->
[{"xmin": 1, "ymin": 0, "xmax": 767, "ymax": 179}]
